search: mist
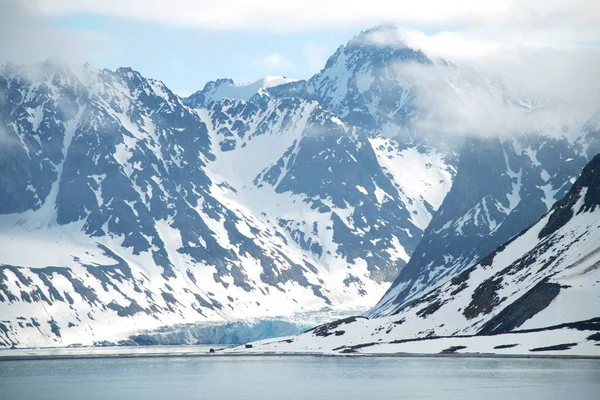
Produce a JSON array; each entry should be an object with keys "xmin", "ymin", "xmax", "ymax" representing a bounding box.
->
[
  {"xmin": 361, "ymin": 27, "xmax": 600, "ymax": 140},
  {"xmin": 0, "ymin": 1, "xmax": 107, "ymax": 66}
]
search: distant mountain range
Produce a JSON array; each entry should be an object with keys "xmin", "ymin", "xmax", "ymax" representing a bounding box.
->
[{"xmin": 0, "ymin": 25, "xmax": 597, "ymax": 349}]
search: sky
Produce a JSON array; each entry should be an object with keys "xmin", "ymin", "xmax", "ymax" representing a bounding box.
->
[
  {"xmin": 1, "ymin": 0, "xmax": 600, "ymax": 98},
  {"xmin": 47, "ymin": 15, "xmax": 355, "ymax": 96}
]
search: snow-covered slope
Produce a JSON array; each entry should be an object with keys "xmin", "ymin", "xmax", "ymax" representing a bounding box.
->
[
  {"xmin": 236, "ymin": 155, "xmax": 600, "ymax": 356},
  {"xmin": 372, "ymin": 134, "xmax": 590, "ymax": 316},
  {"xmin": 196, "ymin": 94, "xmax": 456, "ymax": 291},
  {"xmin": 0, "ymin": 62, "xmax": 335, "ymax": 347}
]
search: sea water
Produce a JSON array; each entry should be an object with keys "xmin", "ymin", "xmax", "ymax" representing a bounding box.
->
[{"xmin": 1, "ymin": 355, "xmax": 599, "ymax": 399}]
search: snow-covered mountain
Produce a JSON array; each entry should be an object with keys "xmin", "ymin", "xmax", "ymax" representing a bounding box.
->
[
  {"xmin": 227, "ymin": 154, "xmax": 600, "ymax": 356},
  {"xmin": 371, "ymin": 134, "xmax": 591, "ymax": 316},
  {"xmin": 0, "ymin": 51, "xmax": 455, "ymax": 347},
  {"xmin": 0, "ymin": 25, "xmax": 596, "ymax": 349},
  {"xmin": 266, "ymin": 25, "xmax": 595, "ymax": 318},
  {"xmin": 195, "ymin": 94, "xmax": 455, "ymax": 287},
  {"xmin": 0, "ymin": 61, "xmax": 341, "ymax": 347},
  {"xmin": 268, "ymin": 27, "xmax": 431, "ymax": 139},
  {"xmin": 268, "ymin": 26, "xmax": 538, "ymax": 146}
]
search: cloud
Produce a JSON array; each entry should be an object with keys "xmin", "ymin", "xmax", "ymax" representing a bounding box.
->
[
  {"xmin": 29, "ymin": 0, "xmax": 514, "ymax": 31},
  {"xmin": 0, "ymin": 0, "xmax": 75, "ymax": 64},
  {"xmin": 251, "ymin": 53, "xmax": 293, "ymax": 70},
  {"xmin": 32, "ymin": 0, "xmax": 600, "ymax": 40},
  {"xmin": 481, "ymin": 47, "xmax": 600, "ymax": 109},
  {"xmin": 0, "ymin": 122, "xmax": 22, "ymax": 150},
  {"xmin": 28, "ymin": 1, "xmax": 600, "ymax": 81},
  {"xmin": 392, "ymin": 29, "xmax": 500, "ymax": 60},
  {"xmin": 355, "ymin": 23, "xmax": 600, "ymax": 139},
  {"xmin": 389, "ymin": 60, "xmax": 598, "ymax": 140},
  {"xmin": 0, "ymin": 1, "xmax": 109, "ymax": 65}
]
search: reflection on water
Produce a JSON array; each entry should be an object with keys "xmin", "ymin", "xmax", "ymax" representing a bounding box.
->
[{"xmin": 1, "ymin": 355, "xmax": 599, "ymax": 399}]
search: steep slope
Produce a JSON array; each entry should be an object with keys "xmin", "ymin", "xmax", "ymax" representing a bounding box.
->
[
  {"xmin": 266, "ymin": 25, "xmax": 590, "ymax": 317},
  {"xmin": 372, "ymin": 134, "xmax": 590, "ymax": 316},
  {"xmin": 189, "ymin": 92, "xmax": 456, "ymax": 301},
  {"xmin": 231, "ymin": 154, "xmax": 600, "ymax": 356},
  {"xmin": 0, "ymin": 62, "xmax": 331, "ymax": 347}
]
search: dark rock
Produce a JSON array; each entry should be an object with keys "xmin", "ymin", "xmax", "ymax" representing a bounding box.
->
[
  {"xmin": 307, "ymin": 316, "xmax": 368, "ymax": 337},
  {"xmin": 587, "ymin": 332, "xmax": 600, "ymax": 341},
  {"xmin": 441, "ymin": 345, "xmax": 467, "ymax": 354},
  {"xmin": 530, "ymin": 343, "xmax": 577, "ymax": 352},
  {"xmin": 539, "ymin": 154, "xmax": 600, "ymax": 239},
  {"xmin": 477, "ymin": 279, "xmax": 562, "ymax": 335},
  {"xmin": 493, "ymin": 344, "xmax": 518, "ymax": 349},
  {"xmin": 463, "ymin": 277, "xmax": 503, "ymax": 320}
]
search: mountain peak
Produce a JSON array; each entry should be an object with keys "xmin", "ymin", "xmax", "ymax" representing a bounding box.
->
[
  {"xmin": 320, "ymin": 23, "xmax": 427, "ymax": 71},
  {"xmin": 185, "ymin": 75, "xmax": 297, "ymax": 108},
  {"xmin": 351, "ymin": 24, "xmax": 407, "ymax": 49},
  {"xmin": 359, "ymin": 24, "xmax": 400, "ymax": 36},
  {"xmin": 115, "ymin": 66, "xmax": 143, "ymax": 80}
]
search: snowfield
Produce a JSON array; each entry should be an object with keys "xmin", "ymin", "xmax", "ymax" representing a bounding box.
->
[{"xmin": 226, "ymin": 325, "xmax": 600, "ymax": 357}]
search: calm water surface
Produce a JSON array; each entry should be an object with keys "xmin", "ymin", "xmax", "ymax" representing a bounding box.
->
[{"xmin": 1, "ymin": 356, "xmax": 599, "ymax": 399}]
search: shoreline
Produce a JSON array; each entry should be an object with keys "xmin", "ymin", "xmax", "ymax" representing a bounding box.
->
[{"xmin": 2, "ymin": 349, "xmax": 599, "ymax": 362}]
